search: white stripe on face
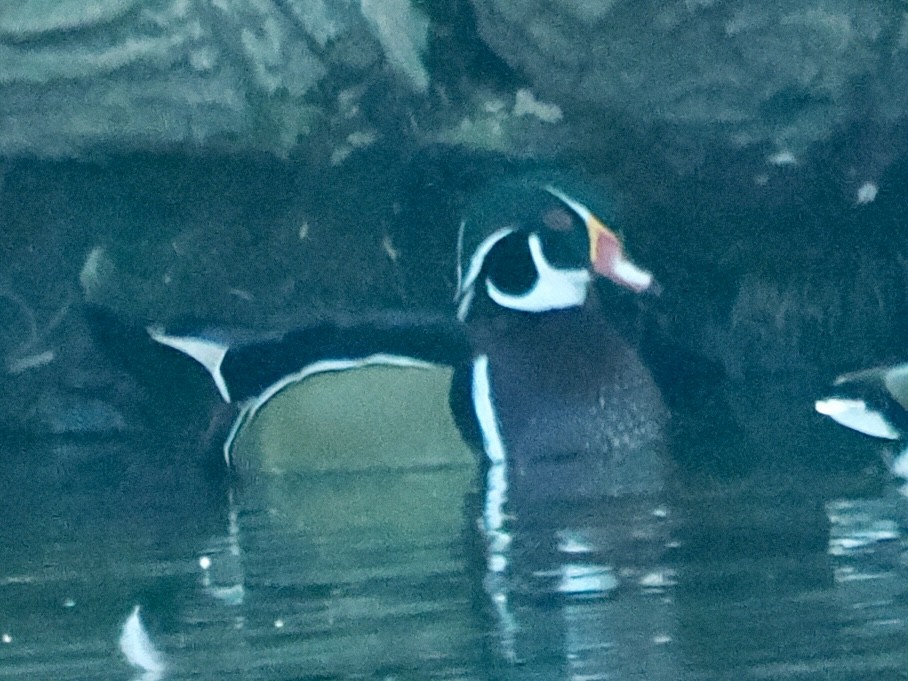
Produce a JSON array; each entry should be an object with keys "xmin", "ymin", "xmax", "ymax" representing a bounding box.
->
[
  {"xmin": 485, "ymin": 233, "xmax": 590, "ymax": 313},
  {"xmin": 457, "ymin": 226, "xmax": 516, "ymax": 321}
]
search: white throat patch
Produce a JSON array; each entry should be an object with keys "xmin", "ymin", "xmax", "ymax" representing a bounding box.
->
[{"xmin": 486, "ymin": 233, "xmax": 590, "ymax": 313}]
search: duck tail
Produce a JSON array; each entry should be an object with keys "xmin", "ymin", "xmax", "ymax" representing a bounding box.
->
[{"xmin": 82, "ymin": 303, "xmax": 230, "ymax": 404}]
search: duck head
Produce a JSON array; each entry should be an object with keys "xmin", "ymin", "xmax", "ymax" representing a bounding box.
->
[{"xmin": 456, "ymin": 174, "xmax": 655, "ymax": 321}]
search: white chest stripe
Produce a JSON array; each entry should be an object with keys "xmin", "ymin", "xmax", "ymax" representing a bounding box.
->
[
  {"xmin": 472, "ymin": 355, "xmax": 517, "ymax": 658},
  {"xmin": 486, "ymin": 233, "xmax": 590, "ymax": 313},
  {"xmin": 472, "ymin": 355, "xmax": 511, "ymax": 571}
]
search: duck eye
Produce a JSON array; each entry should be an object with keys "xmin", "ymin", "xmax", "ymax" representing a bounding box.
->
[
  {"xmin": 543, "ymin": 207, "xmax": 574, "ymax": 232},
  {"xmin": 537, "ymin": 228, "xmax": 580, "ymax": 269}
]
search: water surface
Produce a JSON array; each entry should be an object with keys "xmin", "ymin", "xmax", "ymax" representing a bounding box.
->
[{"xmin": 2, "ymin": 406, "xmax": 908, "ymax": 680}]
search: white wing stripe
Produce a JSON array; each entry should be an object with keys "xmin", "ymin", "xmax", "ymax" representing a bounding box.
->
[{"xmin": 149, "ymin": 330, "xmax": 231, "ymax": 403}]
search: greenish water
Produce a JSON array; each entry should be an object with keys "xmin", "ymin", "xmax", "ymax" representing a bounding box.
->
[
  {"xmin": 2, "ymin": 136, "xmax": 907, "ymax": 681},
  {"xmin": 2, "ymin": 419, "xmax": 908, "ymax": 680}
]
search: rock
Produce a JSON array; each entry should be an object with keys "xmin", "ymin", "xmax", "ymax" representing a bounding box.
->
[
  {"xmin": 469, "ymin": 1, "xmax": 908, "ymax": 176},
  {"xmin": 0, "ymin": 0, "xmax": 434, "ymax": 158}
]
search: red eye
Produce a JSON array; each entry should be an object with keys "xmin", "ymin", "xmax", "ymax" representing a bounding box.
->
[{"xmin": 543, "ymin": 207, "xmax": 574, "ymax": 232}]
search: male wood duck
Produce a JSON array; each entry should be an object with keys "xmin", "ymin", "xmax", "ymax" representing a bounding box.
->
[
  {"xmin": 815, "ymin": 363, "xmax": 908, "ymax": 441},
  {"xmin": 85, "ymin": 172, "xmax": 669, "ymax": 664},
  {"xmin": 451, "ymin": 174, "xmax": 669, "ymax": 663},
  {"xmin": 86, "ymin": 172, "xmax": 667, "ymax": 488},
  {"xmin": 816, "ymin": 363, "xmax": 908, "ymax": 485},
  {"xmin": 455, "ymin": 173, "xmax": 668, "ymax": 505}
]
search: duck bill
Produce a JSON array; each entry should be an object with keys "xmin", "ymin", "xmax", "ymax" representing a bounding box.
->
[{"xmin": 586, "ymin": 215, "xmax": 654, "ymax": 293}]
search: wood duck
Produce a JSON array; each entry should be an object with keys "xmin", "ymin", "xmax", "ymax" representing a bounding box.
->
[
  {"xmin": 815, "ymin": 363, "xmax": 908, "ymax": 440},
  {"xmin": 86, "ymin": 172, "xmax": 667, "ymax": 490},
  {"xmin": 451, "ymin": 174, "xmax": 669, "ymax": 662},
  {"xmin": 816, "ymin": 363, "xmax": 908, "ymax": 484},
  {"xmin": 454, "ymin": 173, "xmax": 668, "ymax": 507},
  {"xmin": 85, "ymin": 173, "xmax": 670, "ymax": 663}
]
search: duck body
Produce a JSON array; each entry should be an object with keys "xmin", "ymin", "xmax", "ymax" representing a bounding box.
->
[
  {"xmin": 85, "ymin": 301, "xmax": 475, "ymax": 466},
  {"xmin": 464, "ymin": 301, "xmax": 666, "ymax": 506},
  {"xmin": 815, "ymin": 363, "xmax": 908, "ymax": 442},
  {"xmin": 455, "ymin": 172, "xmax": 668, "ymax": 510},
  {"xmin": 816, "ymin": 362, "xmax": 908, "ymax": 487},
  {"xmin": 144, "ymin": 311, "xmax": 474, "ymax": 466},
  {"xmin": 449, "ymin": 173, "xmax": 671, "ymax": 663}
]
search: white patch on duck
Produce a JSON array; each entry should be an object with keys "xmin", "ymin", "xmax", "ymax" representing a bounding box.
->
[
  {"xmin": 883, "ymin": 363, "xmax": 908, "ymax": 411},
  {"xmin": 471, "ymin": 354, "xmax": 510, "ymax": 569},
  {"xmin": 471, "ymin": 354, "xmax": 518, "ymax": 659},
  {"xmin": 814, "ymin": 397, "xmax": 900, "ymax": 440},
  {"xmin": 119, "ymin": 605, "xmax": 165, "ymax": 679},
  {"xmin": 485, "ymin": 233, "xmax": 590, "ymax": 313},
  {"xmin": 543, "ymin": 185, "xmax": 591, "ymax": 221},
  {"xmin": 456, "ymin": 225, "xmax": 515, "ymax": 321},
  {"xmin": 149, "ymin": 329, "xmax": 231, "ymax": 403}
]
